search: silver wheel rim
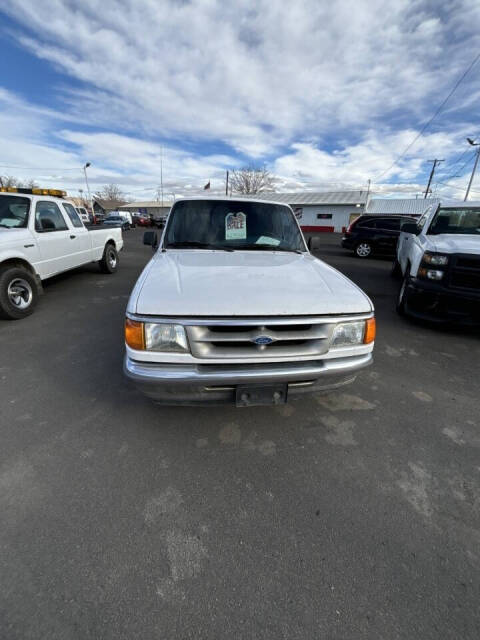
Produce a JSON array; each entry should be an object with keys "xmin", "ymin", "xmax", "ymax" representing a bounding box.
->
[
  {"xmin": 357, "ymin": 243, "xmax": 371, "ymax": 257},
  {"xmin": 108, "ymin": 250, "xmax": 117, "ymax": 268},
  {"xmin": 7, "ymin": 278, "xmax": 33, "ymax": 309}
]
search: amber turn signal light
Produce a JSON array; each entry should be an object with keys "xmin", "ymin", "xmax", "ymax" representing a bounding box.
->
[
  {"xmin": 125, "ymin": 318, "xmax": 145, "ymax": 350},
  {"xmin": 363, "ymin": 317, "xmax": 376, "ymax": 344}
]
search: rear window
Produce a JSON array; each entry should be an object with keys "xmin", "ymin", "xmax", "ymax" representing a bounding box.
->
[
  {"xmin": 376, "ymin": 218, "xmax": 400, "ymax": 231},
  {"xmin": 63, "ymin": 203, "xmax": 84, "ymax": 228},
  {"xmin": 355, "ymin": 218, "xmax": 377, "ymax": 229},
  {"xmin": 0, "ymin": 195, "xmax": 30, "ymax": 228}
]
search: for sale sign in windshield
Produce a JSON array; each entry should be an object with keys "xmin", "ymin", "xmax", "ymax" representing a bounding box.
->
[{"xmin": 225, "ymin": 211, "xmax": 247, "ymax": 240}]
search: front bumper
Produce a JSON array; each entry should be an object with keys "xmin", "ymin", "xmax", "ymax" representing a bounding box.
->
[
  {"xmin": 404, "ymin": 278, "xmax": 480, "ymax": 325},
  {"xmin": 124, "ymin": 352, "xmax": 373, "ymax": 405}
]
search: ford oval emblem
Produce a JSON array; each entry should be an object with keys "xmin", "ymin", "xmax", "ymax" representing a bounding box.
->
[{"xmin": 253, "ymin": 335, "xmax": 274, "ymax": 345}]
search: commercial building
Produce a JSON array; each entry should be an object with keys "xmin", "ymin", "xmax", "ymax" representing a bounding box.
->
[
  {"xmin": 364, "ymin": 198, "xmax": 440, "ymax": 217},
  {"xmin": 93, "ymin": 197, "xmax": 126, "ymax": 217},
  {"xmin": 119, "ymin": 200, "xmax": 173, "ymax": 220}
]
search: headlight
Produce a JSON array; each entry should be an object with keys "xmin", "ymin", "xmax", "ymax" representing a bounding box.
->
[
  {"xmin": 144, "ymin": 323, "xmax": 189, "ymax": 352},
  {"xmin": 125, "ymin": 319, "xmax": 189, "ymax": 352},
  {"xmin": 331, "ymin": 320, "xmax": 365, "ymax": 347},
  {"xmin": 423, "ymin": 252, "xmax": 448, "ymax": 265},
  {"xmin": 417, "ymin": 268, "xmax": 444, "ymax": 281}
]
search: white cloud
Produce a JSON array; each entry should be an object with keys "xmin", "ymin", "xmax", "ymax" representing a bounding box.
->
[
  {"xmin": 2, "ymin": 1, "xmax": 480, "ymax": 201},
  {"xmin": 3, "ymin": 0, "xmax": 480, "ymax": 157}
]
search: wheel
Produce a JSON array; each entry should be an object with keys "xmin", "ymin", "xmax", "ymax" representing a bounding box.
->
[
  {"xmin": 0, "ymin": 266, "xmax": 39, "ymax": 320},
  {"xmin": 99, "ymin": 244, "xmax": 119, "ymax": 274},
  {"xmin": 396, "ymin": 273, "xmax": 409, "ymax": 316},
  {"xmin": 390, "ymin": 259, "xmax": 402, "ymax": 279},
  {"xmin": 354, "ymin": 242, "xmax": 372, "ymax": 258}
]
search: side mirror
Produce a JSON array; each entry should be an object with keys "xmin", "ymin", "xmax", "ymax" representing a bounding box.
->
[
  {"xmin": 401, "ymin": 223, "xmax": 419, "ymax": 235},
  {"xmin": 307, "ymin": 236, "xmax": 322, "ymax": 251},
  {"xmin": 143, "ymin": 231, "xmax": 158, "ymax": 249}
]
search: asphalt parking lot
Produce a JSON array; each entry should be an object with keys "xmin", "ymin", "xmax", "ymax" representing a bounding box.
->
[{"xmin": 1, "ymin": 229, "xmax": 479, "ymax": 639}]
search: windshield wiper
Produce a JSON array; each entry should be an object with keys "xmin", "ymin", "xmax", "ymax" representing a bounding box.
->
[
  {"xmin": 231, "ymin": 244, "xmax": 303, "ymax": 254},
  {"xmin": 165, "ymin": 241, "xmax": 233, "ymax": 251}
]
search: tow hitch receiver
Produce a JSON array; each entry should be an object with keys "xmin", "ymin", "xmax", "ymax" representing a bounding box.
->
[{"xmin": 236, "ymin": 383, "xmax": 288, "ymax": 407}]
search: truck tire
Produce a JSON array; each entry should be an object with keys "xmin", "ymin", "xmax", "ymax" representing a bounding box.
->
[
  {"xmin": 390, "ymin": 259, "xmax": 402, "ymax": 279},
  {"xmin": 0, "ymin": 266, "xmax": 39, "ymax": 320},
  {"xmin": 99, "ymin": 244, "xmax": 119, "ymax": 274},
  {"xmin": 354, "ymin": 241, "xmax": 372, "ymax": 258}
]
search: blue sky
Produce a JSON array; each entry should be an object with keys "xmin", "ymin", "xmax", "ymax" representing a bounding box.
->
[{"xmin": 1, "ymin": 0, "xmax": 480, "ymax": 202}]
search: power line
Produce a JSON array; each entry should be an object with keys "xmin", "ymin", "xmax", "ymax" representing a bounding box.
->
[
  {"xmin": 434, "ymin": 178, "xmax": 480, "ymax": 195},
  {"xmin": 374, "ymin": 50, "xmax": 480, "ymax": 181},
  {"xmin": 439, "ymin": 149, "xmax": 477, "ymax": 183}
]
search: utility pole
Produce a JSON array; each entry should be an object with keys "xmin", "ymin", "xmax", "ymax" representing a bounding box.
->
[
  {"xmin": 423, "ymin": 159, "xmax": 444, "ymax": 198},
  {"xmin": 225, "ymin": 170, "xmax": 229, "ymax": 196},
  {"xmin": 83, "ymin": 162, "xmax": 93, "ymax": 213},
  {"xmin": 160, "ymin": 147, "xmax": 164, "ymax": 208},
  {"xmin": 464, "ymin": 138, "xmax": 480, "ymax": 201}
]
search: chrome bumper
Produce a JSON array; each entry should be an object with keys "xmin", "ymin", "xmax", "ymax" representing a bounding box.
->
[{"xmin": 124, "ymin": 353, "xmax": 373, "ymax": 405}]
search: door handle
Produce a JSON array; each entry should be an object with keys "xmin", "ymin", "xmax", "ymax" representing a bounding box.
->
[{"xmin": 70, "ymin": 235, "xmax": 76, "ymax": 239}]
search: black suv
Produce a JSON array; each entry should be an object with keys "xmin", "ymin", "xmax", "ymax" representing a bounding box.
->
[{"xmin": 341, "ymin": 215, "xmax": 418, "ymax": 258}]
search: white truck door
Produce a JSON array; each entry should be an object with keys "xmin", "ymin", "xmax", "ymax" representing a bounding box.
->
[
  {"xmin": 62, "ymin": 202, "xmax": 92, "ymax": 267},
  {"xmin": 33, "ymin": 200, "xmax": 77, "ymax": 277}
]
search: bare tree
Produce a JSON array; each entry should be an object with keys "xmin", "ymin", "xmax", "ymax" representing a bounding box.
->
[
  {"xmin": 0, "ymin": 175, "xmax": 38, "ymax": 188},
  {"xmin": 1, "ymin": 175, "xmax": 21, "ymax": 188},
  {"xmin": 95, "ymin": 184, "xmax": 126, "ymax": 203},
  {"xmin": 230, "ymin": 166, "xmax": 276, "ymax": 194}
]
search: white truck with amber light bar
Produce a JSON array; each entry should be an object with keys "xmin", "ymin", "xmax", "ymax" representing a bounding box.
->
[
  {"xmin": 395, "ymin": 200, "xmax": 480, "ymax": 323},
  {"xmin": 124, "ymin": 197, "xmax": 375, "ymax": 406},
  {"xmin": 0, "ymin": 187, "xmax": 124, "ymax": 320}
]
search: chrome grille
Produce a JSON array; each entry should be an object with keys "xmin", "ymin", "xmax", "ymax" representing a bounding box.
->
[{"xmin": 186, "ymin": 321, "xmax": 333, "ymax": 359}]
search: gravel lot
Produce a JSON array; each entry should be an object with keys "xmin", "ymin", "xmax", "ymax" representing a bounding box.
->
[{"xmin": 1, "ymin": 229, "xmax": 479, "ymax": 639}]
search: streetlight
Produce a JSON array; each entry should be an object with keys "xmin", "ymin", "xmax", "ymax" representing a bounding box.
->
[
  {"xmin": 464, "ymin": 138, "xmax": 480, "ymax": 201},
  {"xmin": 83, "ymin": 162, "xmax": 93, "ymax": 214}
]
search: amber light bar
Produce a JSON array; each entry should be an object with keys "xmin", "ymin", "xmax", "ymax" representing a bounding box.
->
[{"xmin": 0, "ymin": 187, "xmax": 67, "ymax": 197}]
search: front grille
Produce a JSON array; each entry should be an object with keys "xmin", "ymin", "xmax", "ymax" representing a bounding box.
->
[
  {"xmin": 186, "ymin": 321, "xmax": 333, "ymax": 359},
  {"xmin": 449, "ymin": 254, "xmax": 480, "ymax": 291}
]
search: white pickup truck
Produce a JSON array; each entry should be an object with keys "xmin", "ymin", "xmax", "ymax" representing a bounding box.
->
[
  {"xmin": 124, "ymin": 197, "xmax": 375, "ymax": 406},
  {"xmin": 0, "ymin": 188, "xmax": 124, "ymax": 319},
  {"xmin": 394, "ymin": 200, "xmax": 480, "ymax": 324}
]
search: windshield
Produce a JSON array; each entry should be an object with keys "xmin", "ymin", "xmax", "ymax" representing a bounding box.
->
[
  {"xmin": 164, "ymin": 200, "xmax": 306, "ymax": 251},
  {"xmin": 428, "ymin": 207, "xmax": 480, "ymax": 235},
  {"xmin": 0, "ymin": 195, "xmax": 30, "ymax": 228}
]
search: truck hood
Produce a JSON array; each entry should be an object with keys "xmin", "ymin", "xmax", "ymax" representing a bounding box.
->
[
  {"xmin": 429, "ymin": 234, "xmax": 480, "ymax": 255},
  {"xmin": 132, "ymin": 250, "xmax": 372, "ymax": 317},
  {"xmin": 0, "ymin": 228, "xmax": 32, "ymax": 245}
]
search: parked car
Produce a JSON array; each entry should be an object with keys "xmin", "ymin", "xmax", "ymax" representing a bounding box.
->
[
  {"xmin": 153, "ymin": 215, "xmax": 166, "ymax": 228},
  {"xmin": 0, "ymin": 187, "xmax": 123, "ymax": 319},
  {"xmin": 341, "ymin": 215, "xmax": 419, "ymax": 258},
  {"xmin": 124, "ymin": 197, "xmax": 375, "ymax": 406},
  {"xmin": 104, "ymin": 215, "xmax": 131, "ymax": 231},
  {"xmin": 136, "ymin": 214, "xmax": 152, "ymax": 227},
  {"xmin": 394, "ymin": 201, "xmax": 480, "ymax": 324},
  {"xmin": 111, "ymin": 211, "xmax": 134, "ymax": 227}
]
